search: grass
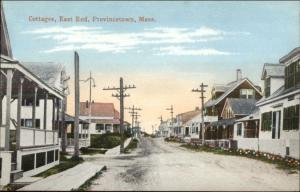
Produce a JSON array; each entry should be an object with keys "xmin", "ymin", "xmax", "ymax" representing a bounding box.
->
[
  {"xmin": 74, "ymin": 166, "xmax": 107, "ymax": 191},
  {"xmin": 181, "ymin": 144, "xmax": 300, "ymax": 172},
  {"xmin": 124, "ymin": 138, "xmax": 139, "ymax": 153},
  {"xmin": 80, "ymin": 147, "xmax": 107, "ymax": 155},
  {"xmin": 34, "ymin": 153, "xmax": 84, "ymax": 178}
]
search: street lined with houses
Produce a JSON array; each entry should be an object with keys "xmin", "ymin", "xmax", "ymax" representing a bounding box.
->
[{"xmin": 0, "ymin": 1, "xmax": 300, "ymax": 191}]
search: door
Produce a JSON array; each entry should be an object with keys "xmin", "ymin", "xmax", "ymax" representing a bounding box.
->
[
  {"xmin": 272, "ymin": 111, "xmax": 281, "ymax": 139},
  {"xmin": 185, "ymin": 127, "xmax": 189, "ymax": 136}
]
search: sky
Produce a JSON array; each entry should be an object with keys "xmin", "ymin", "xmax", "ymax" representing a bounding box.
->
[{"xmin": 3, "ymin": 1, "xmax": 299, "ymax": 133}]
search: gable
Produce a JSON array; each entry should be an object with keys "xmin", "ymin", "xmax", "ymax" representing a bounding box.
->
[{"xmin": 0, "ymin": 3, "xmax": 13, "ymax": 58}]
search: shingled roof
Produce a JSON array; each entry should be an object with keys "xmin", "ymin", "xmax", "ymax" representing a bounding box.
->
[
  {"xmin": 226, "ymin": 98, "xmax": 257, "ymax": 115},
  {"xmin": 80, "ymin": 102, "xmax": 120, "ymax": 118},
  {"xmin": 204, "ymin": 78, "xmax": 262, "ymax": 108},
  {"xmin": 177, "ymin": 109, "xmax": 201, "ymax": 125},
  {"xmin": 22, "ymin": 62, "xmax": 64, "ymax": 90},
  {"xmin": 261, "ymin": 63, "xmax": 285, "ymax": 80},
  {"xmin": 0, "ymin": 3, "xmax": 13, "ymax": 58}
]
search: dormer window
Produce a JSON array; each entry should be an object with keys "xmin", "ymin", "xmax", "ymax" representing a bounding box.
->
[
  {"xmin": 240, "ymin": 89, "xmax": 254, "ymax": 99},
  {"xmin": 264, "ymin": 77, "xmax": 271, "ymax": 97},
  {"xmin": 285, "ymin": 60, "xmax": 300, "ymax": 89}
]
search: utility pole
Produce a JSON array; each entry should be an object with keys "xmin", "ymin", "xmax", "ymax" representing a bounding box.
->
[
  {"xmin": 73, "ymin": 51, "xmax": 80, "ymax": 158},
  {"xmin": 192, "ymin": 83, "xmax": 208, "ymax": 145},
  {"xmin": 125, "ymin": 105, "xmax": 142, "ymax": 137},
  {"xmin": 103, "ymin": 77, "xmax": 136, "ymax": 153},
  {"xmin": 80, "ymin": 71, "xmax": 96, "ymax": 139},
  {"xmin": 166, "ymin": 105, "xmax": 174, "ymax": 136},
  {"xmin": 61, "ymin": 75, "xmax": 70, "ymax": 154}
]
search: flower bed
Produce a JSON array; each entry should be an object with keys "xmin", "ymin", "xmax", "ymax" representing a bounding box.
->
[{"xmin": 181, "ymin": 144, "xmax": 300, "ymax": 171}]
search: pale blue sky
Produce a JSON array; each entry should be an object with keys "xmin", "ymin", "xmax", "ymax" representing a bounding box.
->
[{"xmin": 3, "ymin": 1, "xmax": 299, "ymax": 131}]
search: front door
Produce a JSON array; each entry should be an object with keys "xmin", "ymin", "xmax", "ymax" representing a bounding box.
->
[
  {"xmin": 185, "ymin": 127, "xmax": 189, "ymax": 136},
  {"xmin": 272, "ymin": 111, "xmax": 281, "ymax": 139}
]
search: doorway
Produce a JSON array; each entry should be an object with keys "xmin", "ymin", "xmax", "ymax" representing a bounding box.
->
[{"xmin": 272, "ymin": 111, "xmax": 281, "ymax": 139}]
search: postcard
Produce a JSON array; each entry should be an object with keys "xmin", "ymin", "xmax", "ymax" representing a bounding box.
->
[{"xmin": 0, "ymin": 1, "xmax": 299, "ymax": 191}]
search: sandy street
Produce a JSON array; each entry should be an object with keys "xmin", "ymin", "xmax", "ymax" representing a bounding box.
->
[{"xmin": 87, "ymin": 137, "xmax": 300, "ymax": 191}]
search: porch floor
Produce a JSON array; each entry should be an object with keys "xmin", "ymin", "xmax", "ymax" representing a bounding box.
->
[{"xmin": 18, "ymin": 162, "xmax": 105, "ymax": 191}]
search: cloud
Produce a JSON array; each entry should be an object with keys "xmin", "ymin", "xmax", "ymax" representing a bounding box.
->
[
  {"xmin": 154, "ymin": 46, "xmax": 232, "ymax": 56},
  {"xmin": 24, "ymin": 26, "xmax": 245, "ymax": 55}
]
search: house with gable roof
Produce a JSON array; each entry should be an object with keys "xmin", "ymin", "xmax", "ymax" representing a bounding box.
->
[
  {"xmin": 202, "ymin": 70, "xmax": 263, "ymax": 147},
  {"xmin": 0, "ymin": 4, "xmax": 68, "ymax": 185}
]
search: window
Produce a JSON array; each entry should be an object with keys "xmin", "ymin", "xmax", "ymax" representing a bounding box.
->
[
  {"xmin": 96, "ymin": 124, "xmax": 104, "ymax": 132},
  {"xmin": 261, "ymin": 112, "xmax": 272, "ymax": 131},
  {"xmin": 285, "ymin": 60, "xmax": 300, "ymax": 89},
  {"xmin": 21, "ymin": 119, "xmax": 40, "ymax": 128},
  {"xmin": 36, "ymin": 152, "xmax": 46, "ymax": 168},
  {"xmin": 22, "ymin": 98, "xmax": 40, "ymax": 106},
  {"xmin": 264, "ymin": 78, "xmax": 271, "ymax": 97},
  {"xmin": 22, "ymin": 154, "xmax": 35, "ymax": 172},
  {"xmin": 237, "ymin": 123, "xmax": 242, "ymax": 136},
  {"xmin": 283, "ymin": 105, "xmax": 299, "ymax": 130},
  {"xmin": 47, "ymin": 150, "xmax": 54, "ymax": 164},
  {"xmin": 240, "ymin": 89, "xmax": 254, "ymax": 99}
]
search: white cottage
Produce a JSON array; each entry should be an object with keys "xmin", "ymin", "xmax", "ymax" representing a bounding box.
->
[
  {"xmin": 256, "ymin": 48, "xmax": 300, "ymax": 159},
  {"xmin": 0, "ymin": 5, "xmax": 68, "ymax": 186}
]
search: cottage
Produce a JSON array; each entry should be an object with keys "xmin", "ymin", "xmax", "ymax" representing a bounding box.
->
[
  {"xmin": 0, "ymin": 5, "xmax": 67, "ymax": 185},
  {"xmin": 255, "ymin": 48, "xmax": 300, "ymax": 159},
  {"xmin": 79, "ymin": 102, "xmax": 120, "ymax": 134},
  {"xmin": 203, "ymin": 70, "xmax": 263, "ymax": 147}
]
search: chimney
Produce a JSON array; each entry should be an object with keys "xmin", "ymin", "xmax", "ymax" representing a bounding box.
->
[
  {"xmin": 195, "ymin": 106, "xmax": 200, "ymax": 111},
  {"xmin": 86, "ymin": 100, "xmax": 88, "ymax": 108},
  {"xmin": 236, "ymin": 69, "xmax": 242, "ymax": 81},
  {"xmin": 92, "ymin": 100, "xmax": 94, "ymax": 103}
]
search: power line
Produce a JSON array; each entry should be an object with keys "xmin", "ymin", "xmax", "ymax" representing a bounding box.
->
[
  {"xmin": 103, "ymin": 77, "xmax": 136, "ymax": 153},
  {"xmin": 192, "ymin": 82, "xmax": 208, "ymax": 145},
  {"xmin": 125, "ymin": 105, "xmax": 142, "ymax": 138}
]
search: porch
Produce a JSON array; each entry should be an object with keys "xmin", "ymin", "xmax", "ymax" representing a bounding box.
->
[{"xmin": 0, "ymin": 56, "xmax": 64, "ymax": 185}]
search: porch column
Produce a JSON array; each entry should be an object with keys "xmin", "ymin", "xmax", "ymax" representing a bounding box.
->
[
  {"xmin": 55, "ymin": 98, "xmax": 59, "ymax": 145},
  {"xmin": 44, "ymin": 93, "xmax": 48, "ymax": 144},
  {"xmin": 0, "ymin": 94, "xmax": 3, "ymax": 126},
  {"xmin": 52, "ymin": 98, "xmax": 55, "ymax": 130},
  {"xmin": 16, "ymin": 78, "xmax": 24, "ymax": 150},
  {"xmin": 103, "ymin": 123, "xmax": 106, "ymax": 133},
  {"xmin": 32, "ymin": 86, "xmax": 38, "ymax": 128},
  {"xmin": 5, "ymin": 69, "xmax": 13, "ymax": 151}
]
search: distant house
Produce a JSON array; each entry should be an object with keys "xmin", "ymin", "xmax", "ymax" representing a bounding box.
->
[
  {"xmin": 172, "ymin": 108, "xmax": 201, "ymax": 138},
  {"xmin": 203, "ymin": 70, "xmax": 263, "ymax": 147},
  {"xmin": 0, "ymin": 5, "xmax": 67, "ymax": 185},
  {"xmin": 79, "ymin": 102, "xmax": 120, "ymax": 134}
]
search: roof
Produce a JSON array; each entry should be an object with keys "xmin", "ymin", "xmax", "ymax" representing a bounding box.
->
[
  {"xmin": 261, "ymin": 63, "xmax": 285, "ymax": 80},
  {"xmin": 236, "ymin": 109, "xmax": 260, "ymax": 122},
  {"xmin": 91, "ymin": 119, "xmax": 120, "ymax": 124},
  {"xmin": 279, "ymin": 47, "xmax": 300, "ymax": 64},
  {"xmin": 205, "ymin": 78, "xmax": 262, "ymax": 108},
  {"xmin": 177, "ymin": 109, "xmax": 201, "ymax": 125},
  {"xmin": 257, "ymin": 85, "xmax": 300, "ymax": 106},
  {"xmin": 208, "ymin": 119, "xmax": 235, "ymax": 127},
  {"xmin": 63, "ymin": 113, "xmax": 89, "ymax": 124},
  {"xmin": 226, "ymin": 98, "xmax": 257, "ymax": 115},
  {"xmin": 22, "ymin": 62, "xmax": 64, "ymax": 90},
  {"xmin": 213, "ymin": 84, "xmax": 231, "ymax": 92},
  {"xmin": 0, "ymin": 4, "xmax": 13, "ymax": 58},
  {"xmin": 80, "ymin": 102, "xmax": 119, "ymax": 118}
]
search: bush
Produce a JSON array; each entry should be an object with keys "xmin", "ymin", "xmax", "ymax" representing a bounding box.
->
[
  {"xmin": 90, "ymin": 133, "xmax": 122, "ymax": 148},
  {"xmin": 80, "ymin": 147, "xmax": 107, "ymax": 155},
  {"xmin": 124, "ymin": 139, "xmax": 139, "ymax": 153}
]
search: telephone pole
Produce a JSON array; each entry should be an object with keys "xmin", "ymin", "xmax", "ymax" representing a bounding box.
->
[
  {"xmin": 166, "ymin": 105, "xmax": 174, "ymax": 136},
  {"xmin": 80, "ymin": 71, "xmax": 96, "ymax": 139},
  {"xmin": 125, "ymin": 105, "xmax": 142, "ymax": 137},
  {"xmin": 103, "ymin": 77, "xmax": 136, "ymax": 153},
  {"xmin": 73, "ymin": 51, "xmax": 80, "ymax": 158},
  {"xmin": 192, "ymin": 83, "xmax": 208, "ymax": 145}
]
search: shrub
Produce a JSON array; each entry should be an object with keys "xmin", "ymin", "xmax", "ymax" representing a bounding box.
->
[{"xmin": 90, "ymin": 133, "xmax": 121, "ymax": 148}]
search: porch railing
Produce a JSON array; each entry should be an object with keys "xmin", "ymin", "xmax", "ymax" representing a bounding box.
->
[{"xmin": 20, "ymin": 127, "xmax": 58, "ymax": 147}]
